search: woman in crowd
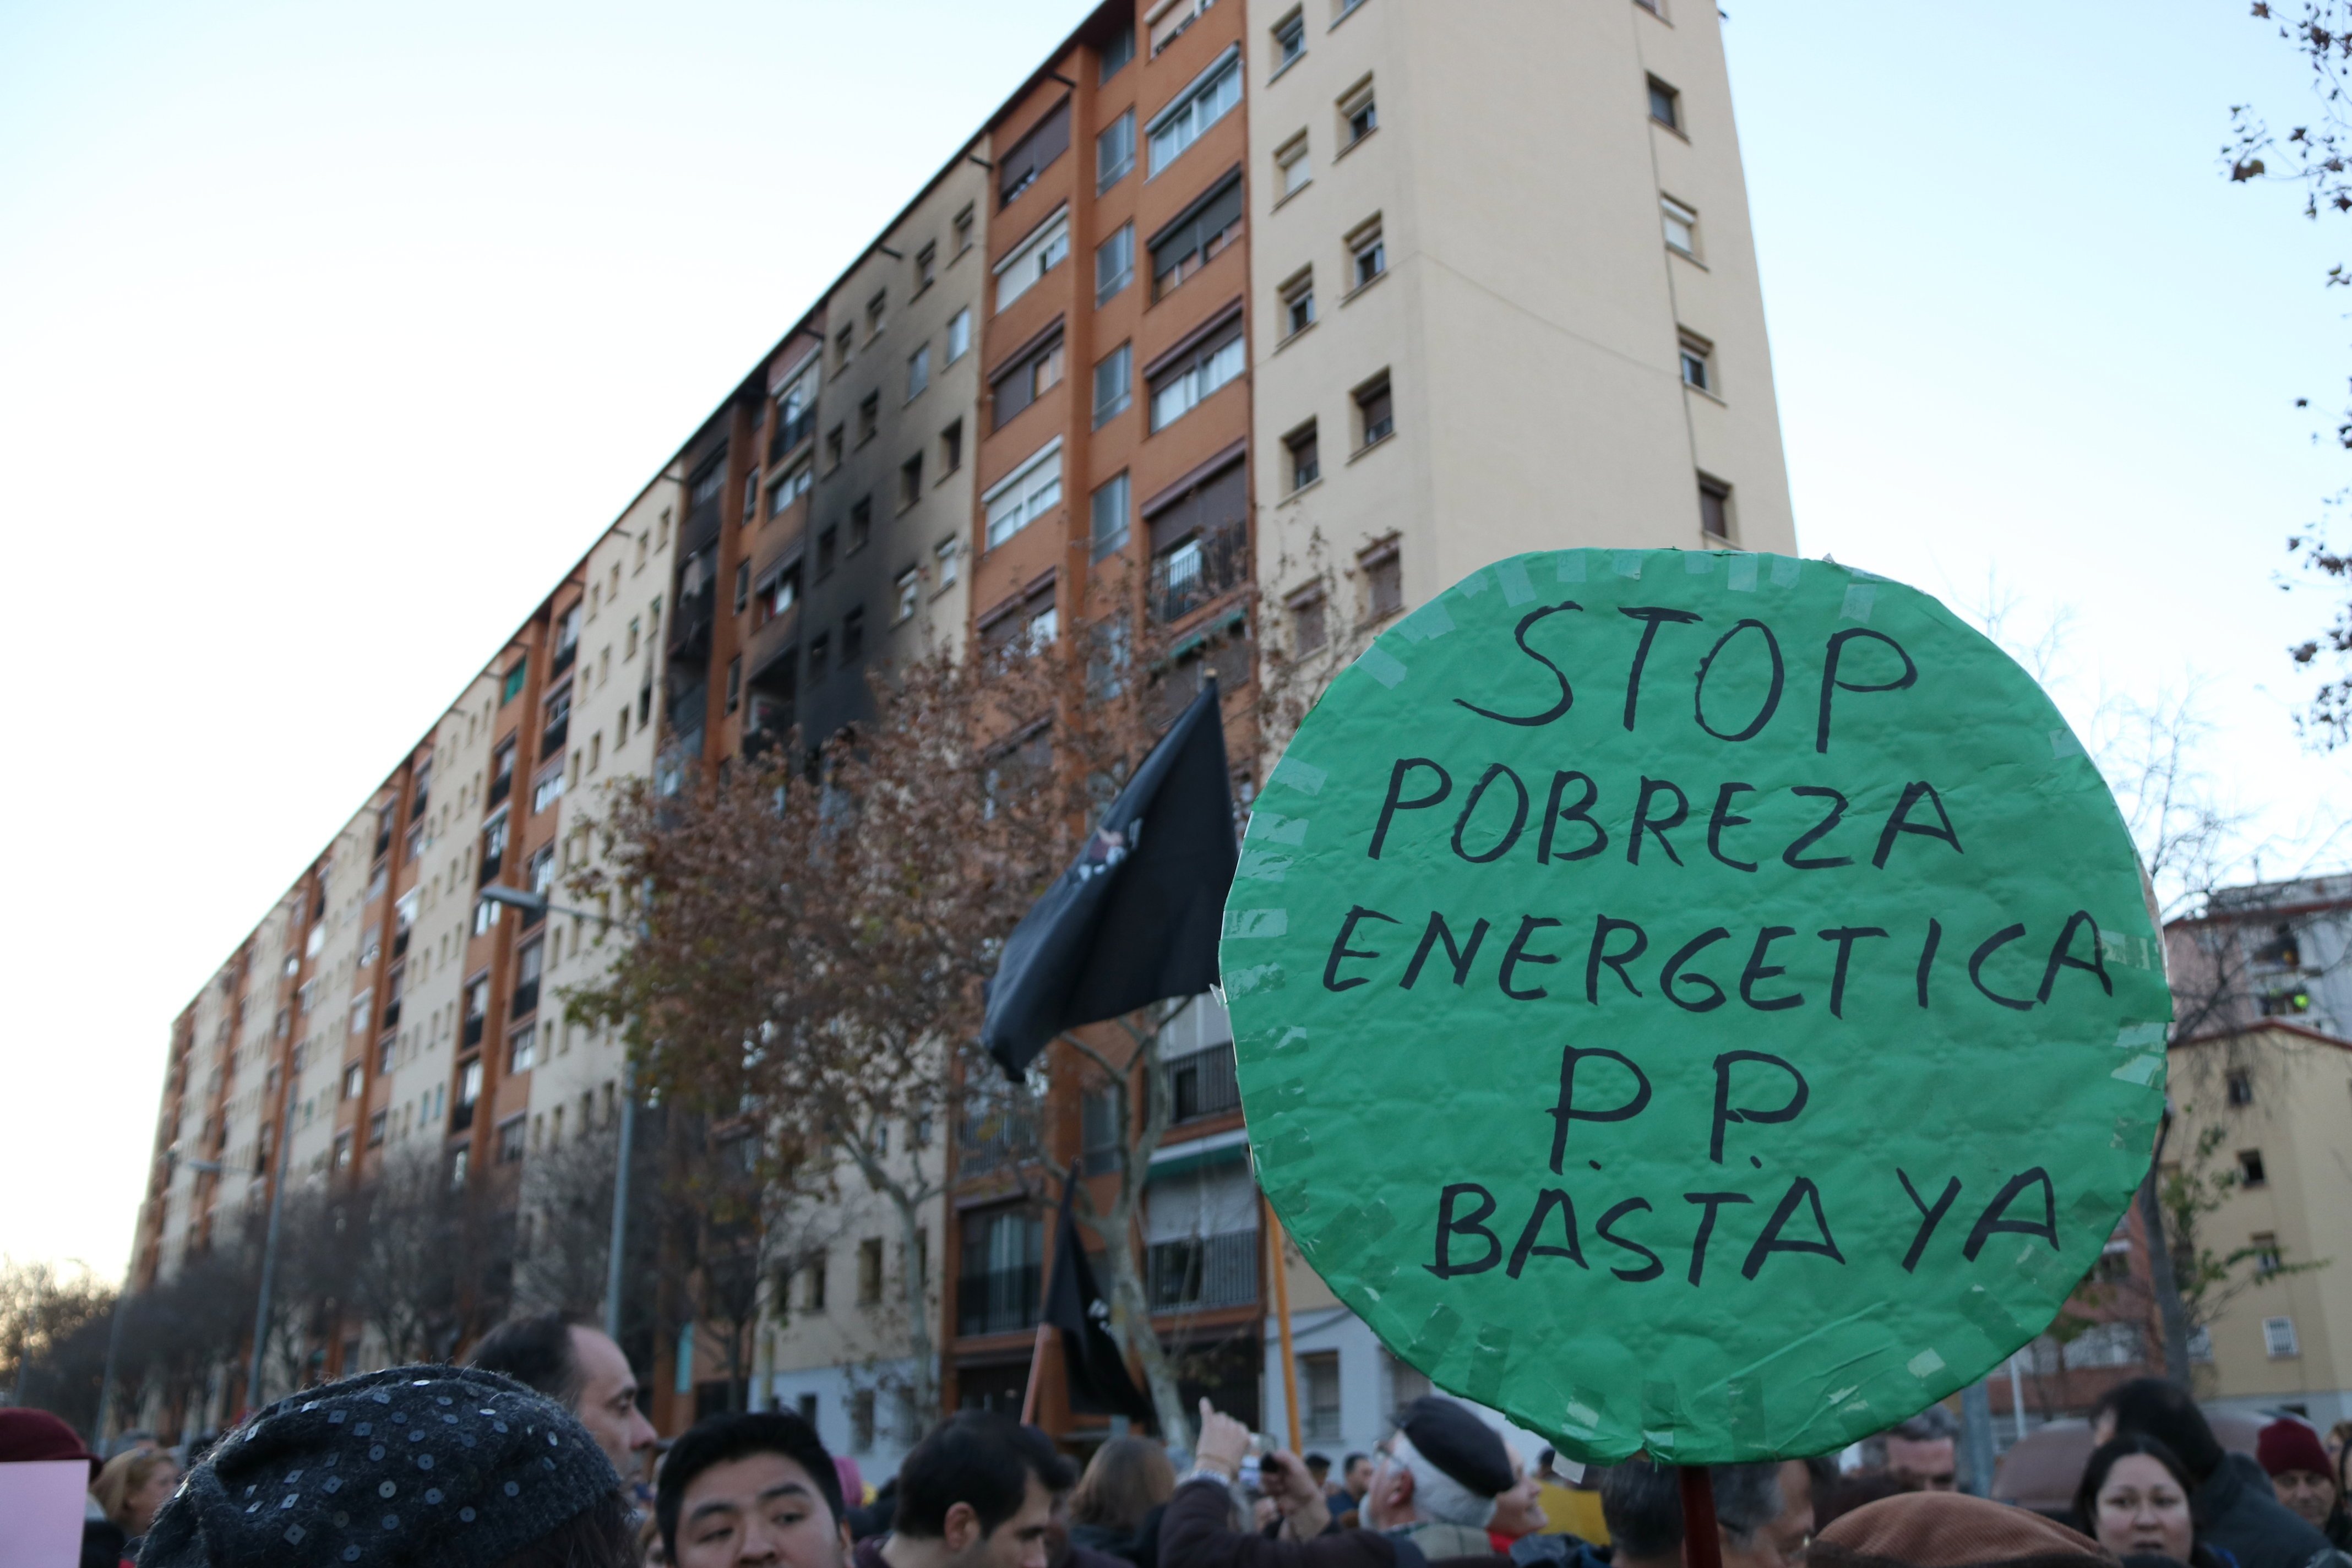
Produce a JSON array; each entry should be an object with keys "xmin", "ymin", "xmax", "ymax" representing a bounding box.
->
[
  {"xmin": 2077, "ymin": 1434, "xmax": 2235, "ymax": 1568},
  {"xmin": 93, "ymin": 1445, "xmax": 180, "ymax": 1545},
  {"xmin": 1068, "ymin": 1434, "xmax": 1178, "ymax": 1567}
]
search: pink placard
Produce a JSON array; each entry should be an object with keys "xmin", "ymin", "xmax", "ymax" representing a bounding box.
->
[{"xmin": 0, "ymin": 1459, "xmax": 91, "ymax": 1568}]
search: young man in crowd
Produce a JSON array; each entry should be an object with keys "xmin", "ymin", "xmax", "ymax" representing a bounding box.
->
[
  {"xmin": 857, "ymin": 1411, "xmax": 1075, "ymax": 1568},
  {"xmin": 2093, "ymin": 1378, "xmax": 2337, "ymax": 1568},
  {"xmin": 1881, "ymin": 1407, "xmax": 1960, "ymax": 1492},
  {"xmin": 656, "ymin": 1410, "xmax": 850, "ymax": 1568},
  {"xmin": 467, "ymin": 1309, "xmax": 660, "ymax": 1489}
]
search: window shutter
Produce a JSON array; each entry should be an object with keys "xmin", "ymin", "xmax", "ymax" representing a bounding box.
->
[{"xmin": 1000, "ymin": 100, "xmax": 1072, "ymax": 205}]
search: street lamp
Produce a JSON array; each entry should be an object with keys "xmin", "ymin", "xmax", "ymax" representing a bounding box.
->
[{"xmin": 475, "ymin": 885, "xmax": 636, "ymax": 1342}]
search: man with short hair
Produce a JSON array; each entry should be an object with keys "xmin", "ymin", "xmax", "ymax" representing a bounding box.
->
[
  {"xmin": 2092, "ymin": 1378, "xmax": 2338, "ymax": 1568},
  {"xmin": 858, "ymin": 1411, "xmax": 1075, "ymax": 1568},
  {"xmin": 1602, "ymin": 1457, "xmax": 1804, "ymax": 1568},
  {"xmin": 467, "ymin": 1310, "xmax": 658, "ymax": 1484},
  {"xmin": 1882, "ymin": 1406, "xmax": 1959, "ymax": 1492},
  {"xmin": 658, "ymin": 1409, "xmax": 850, "ymax": 1568}
]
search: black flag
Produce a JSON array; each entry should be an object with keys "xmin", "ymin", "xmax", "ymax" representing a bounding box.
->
[
  {"xmin": 981, "ymin": 679, "xmax": 1235, "ymax": 1078},
  {"xmin": 1043, "ymin": 1176, "xmax": 1156, "ymax": 1424}
]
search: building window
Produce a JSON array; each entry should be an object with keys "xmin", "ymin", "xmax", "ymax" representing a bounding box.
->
[
  {"xmin": 1150, "ymin": 173, "xmax": 1244, "ymax": 301},
  {"xmin": 1148, "ymin": 47, "xmax": 1242, "ymax": 175},
  {"xmin": 992, "ymin": 329, "xmax": 1068, "ymax": 429},
  {"xmin": 865, "ymin": 291, "xmax": 887, "ymax": 341},
  {"xmin": 935, "ymin": 536, "xmax": 960, "ymax": 587},
  {"xmin": 984, "ymin": 440, "xmax": 1064, "ymax": 549},
  {"xmin": 1354, "ymin": 373, "xmax": 1394, "ymax": 448},
  {"xmin": 1150, "ymin": 0, "xmax": 1215, "ymax": 55},
  {"xmin": 2252, "ymin": 1232, "xmax": 2282, "ymax": 1276},
  {"xmin": 940, "ymin": 419, "xmax": 963, "ymax": 474},
  {"xmin": 818, "ymin": 527, "xmax": 837, "ymax": 579},
  {"xmin": 1092, "ymin": 471, "xmax": 1131, "ymax": 560},
  {"xmin": 1349, "ymin": 219, "xmax": 1386, "ymax": 291},
  {"xmin": 1648, "ymin": 75, "xmax": 1682, "ymax": 131},
  {"xmin": 1281, "ymin": 270, "xmax": 1315, "ymax": 338},
  {"xmin": 841, "ymin": 606, "xmax": 865, "ymax": 665},
  {"xmin": 808, "ymin": 632, "xmax": 829, "ymax": 685},
  {"xmin": 900, "ymin": 454, "xmax": 924, "ymax": 510},
  {"xmin": 999, "ymin": 100, "xmax": 1072, "ymax": 208},
  {"xmin": 1662, "ymin": 196, "xmax": 1699, "ymax": 257},
  {"xmin": 1277, "ymin": 135, "xmax": 1311, "ymax": 200},
  {"xmin": 2239, "ymin": 1149, "xmax": 2269, "ymax": 1188},
  {"xmin": 1098, "ymin": 110, "xmax": 1136, "ymax": 192},
  {"xmin": 769, "ymin": 460, "xmax": 813, "ymax": 516},
  {"xmin": 1340, "ymin": 79, "xmax": 1378, "ymax": 149},
  {"xmin": 1093, "ymin": 342, "xmax": 1133, "ymax": 427},
  {"xmin": 1679, "ymin": 332, "xmax": 1713, "ymax": 394},
  {"xmin": 946, "ymin": 307, "xmax": 972, "ymax": 363},
  {"xmin": 1302, "ymin": 1351, "xmax": 1342, "ymax": 1441},
  {"xmin": 1290, "ymin": 589, "xmax": 1328, "ymax": 656},
  {"xmin": 2228, "ymin": 1070, "xmax": 2254, "ymax": 1107},
  {"xmin": 995, "ymin": 210, "xmax": 1071, "ymax": 313},
  {"xmin": 2265, "ymin": 1316, "xmax": 2301, "ymax": 1358},
  {"xmin": 1362, "ymin": 538, "xmax": 1402, "ymax": 620},
  {"xmin": 803, "ymin": 1257, "xmax": 828, "ymax": 1311},
  {"xmin": 508, "ymin": 1024, "xmax": 536, "ymax": 1075},
  {"xmin": 1096, "ymin": 222, "xmax": 1135, "ymax": 304},
  {"xmin": 1286, "ymin": 421, "xmax": 1320, "ymax": 490},
  {"xmin": 834, "ymin": 324, "xmax": 854, "ymax": 370},
  {"xmin": 1148, "ymin": 317, "xmax": 1246, "ymax": 432},
  {"xmin": 851, "ymin": 1389, "xmax": 876, "ymax": 1452},
  {"xmin": 1273, "ymin": 10, "xmax": 1307, "ymax": 71},
  {"xmin": 1101, "ymin": 20, "xmax": 1135, "ymax": 80},
  {"xmin": 850, "ymin": 496, "xmax": 872, "ymax": 552},
  {"xmin": 725, "ymin": 656, "xmax": 742, "ymax": 714},
  {"xmin": 344, "ymin": 1063, "xmax": 364, "ymax": 1100},
  {"xmin": 742, "ymin": 471, "xmax": 758, "ymax": 526},
  {"xmin": 857, "ymin": 1238, "xmax": 885, "ymax": 1305},
  {"xmin": 914, "ymin": 242, "xmax": 937, "ymax": 292},
  {"xmin": 734, "ymin": 561, "xmax": 750, "ymax": 614},
  {"xmin": 895, "ymin": 569, "xmax": 920, "ymax": 623},
  {"xmin": 857, "ymin": 393, "xmax": 879, "ymax": 445},
  {"xmin": 907, "ymin": 343, "xmax": 930, "ymax": 401},
  {"xmin": 497, "ymin": 1114, "xmax": 526, "ymax": 1164},
  {"xmin": 953, "ymin": 205, "xmax": 974, "ymax": 256},
  {"xmin": 825, "ymin": 426, "xmax": 845, "ymax": 472},
  {"xmin": 1699, "ymin": 474, "xmax": 1735, "ymax": 541}
]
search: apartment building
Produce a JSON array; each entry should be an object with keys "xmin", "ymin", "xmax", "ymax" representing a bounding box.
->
[{"xmin": 130, "ymin": 0, "xmax": 1794, "ymax": 1452}]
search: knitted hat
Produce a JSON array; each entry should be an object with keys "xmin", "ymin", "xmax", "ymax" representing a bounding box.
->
[
  {"xmin": 139, "ymin": 1364, "xmax": 621, "ymax": 1568},
  {"xmin": 2258, "ymin": 1419, "xmax": 2334, "ymax": 1481}
]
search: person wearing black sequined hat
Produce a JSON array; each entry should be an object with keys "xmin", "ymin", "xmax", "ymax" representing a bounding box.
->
[{"xmin": 137, "ymin": 1364, "xmax": 636, "ymax": 1568}]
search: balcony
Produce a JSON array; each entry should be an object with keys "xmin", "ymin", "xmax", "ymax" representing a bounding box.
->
[
  {"xmin": 380, "ymin": 998, "xmax": 401, "ymax": 1031},
  {"xmin": 956, "ymin": 1265, "xmax": 1041, "ymax": 1337},
  {"xmin": 1147, "ymin": 1229, "xmax": 1257, "ymax": 1312},
  {"xmin": 511, "ymin": 979, "xmax": 538, "ymax": 1018},
  {"xmin": 1151, "ymin": 520, "xmax": 1249, "ymax": 625},
  {"xmin": 767, "ymin": 409, "xmax": 815, "ymax": 466},
  {"xmin": 1166, "ymin": 1042, "xmax": 1240, "ymax": 1124},
  {"xmin": 541, "ymin": 713, "xmax": 569, "ymax": 756},
  {"xmin": 451, "ymin": 1097, "xmax": 476, "ymax": 1134},
  {"xmin": 393, "ymin": 927, "xmax": 410, "ymax": 960},
  {"xmin": 551, "ymin": 637, "xmax": 577, "ymax": 678},
  {"xmin": 488, "ymin": 771, "xmax": 512, "ymax": 808},
  {"xmin": 669, "ymin": 582, "xmax": 716, "ymax": 665},
  {"xmin": 959, "ymin": 1106, "xmax": 1036, "ymax": 1177},
  {"xmin": 374, "ymin": 826, "xmax": 393, "ymax": 860},
  {"xmin": 477, "ymin": 851, "xmax": 503, "ymax": 886},
  {"xmin": 462, "ymin": 1013, "xmax": 484, "ymax": 1049}
]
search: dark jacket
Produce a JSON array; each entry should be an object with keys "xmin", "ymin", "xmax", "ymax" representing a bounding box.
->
[
  {"xmin": 2195, "ymin": 1453, "xmax": 2341, "ymax": 1568},
  {"xmin": 1159, "ymin": 1476, "xmax": 1506, "ymax": 1568}
]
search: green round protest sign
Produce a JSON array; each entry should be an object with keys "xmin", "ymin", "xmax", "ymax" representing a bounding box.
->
[{"xmin": 1222, "ymin": 550, "xmax": 2169, "ymax": 1463}]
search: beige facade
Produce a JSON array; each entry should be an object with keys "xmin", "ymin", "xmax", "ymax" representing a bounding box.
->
[
  {"xmin": 2171, "ymin": 1024, "xmax": 2352, "ymax": 1427},
  {"xmin": 1246, "ymin": 0, "xmax": 1793, "ymax": 662}
]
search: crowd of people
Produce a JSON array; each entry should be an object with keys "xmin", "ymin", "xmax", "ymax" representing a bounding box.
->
[{"xmin": 8, "ymin": 1318, "xmax": 2352, "ymax": 1568}]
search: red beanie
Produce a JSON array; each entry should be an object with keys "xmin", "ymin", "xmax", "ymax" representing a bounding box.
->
[
  {"xmin": 2258, "ymin": 1418, "xmax": 2334, "ymax": 1480},
  {"xmin": 0, "ymin": 1407, "xmax": 102, "ymax": 1480}
]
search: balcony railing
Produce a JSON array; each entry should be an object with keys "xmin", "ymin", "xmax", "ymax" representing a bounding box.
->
[
  {"xmin": 541, "ymin": 715, "xmax": 569, "ymax": 755},
  {"xmin": 488, "ymin": 771, "xmax": 512, "ymax": 808},
  {"xmin": 1165, "ymin": 1042, "xmax": 1240, "ymax": 1123},
  {"xmin": 374, "ymin": 827, "xmax": 393, "ymax": 860},
  {"xmin": 669, "ymin": 585, "xmax": 715, "ymax": 663},
  {"xmin": 380, "ymin": 998, "xmax": 401, "ymax": 1031},
  {"xmin": 957, "ymin": 1265, "xmax": 1041, "ymax": 1337},
  {"xmin": 477, "ymin": 851, "xmax": 503, "ymax": 886},
  {"xmin": 551, "ymin": 637, "xmax": 577, "ymax": 677},
  {"xmin": 462, "ymin": 1014, "xmax": 484, "ymax": 1049},
  {"xmin": 767, "ymin": 409, "xmax": 815, "ymax": 466},
  {"xmin": 451, "ymin": 1097, "xmax": 476, "ymax": 1134},
  {"xmin": 959, "ymin": 1107, "xmax": 1036, "ymax": 1177},
  {"xmin": 1150, "ymin": 520, "xmax": 1248, "ymax": 625},
  {"xmin": 511, "ymin": 979, "xmax": 539, "ymax": 1018},
  {"xmin": 1147, "ymin": 1229, "xmax": 1257, "ymax": 1313}
]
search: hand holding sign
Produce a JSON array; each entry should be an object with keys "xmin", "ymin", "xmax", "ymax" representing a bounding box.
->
[{"xmin": 1221, "ymin": 550, "xmax": 2168, "ymax": 1463}]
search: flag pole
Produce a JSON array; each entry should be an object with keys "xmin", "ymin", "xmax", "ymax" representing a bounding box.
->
[
  {"xmin": 1265, "ymin": 1193, "xmax": 1302, "ymax": 1453},
  {"xmin": 1022, "ymin": 1171, "xmax": 1068, "ymax": 1424},
  {"xmin": 1679, "ymin": 1467, "xmax": 1724, "ymax": 1568}
]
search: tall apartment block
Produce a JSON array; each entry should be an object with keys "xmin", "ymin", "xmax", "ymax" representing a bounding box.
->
[{"xmin": 130, "ymin": 0, "xmax": 1793, "ymax": 1466}]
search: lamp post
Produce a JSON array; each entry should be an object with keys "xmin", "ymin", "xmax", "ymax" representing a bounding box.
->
[
  {"xmin": 243, "ymin": 1063, "xmax": 301, "ymax": 1417},
  {"xmin": 476, "ymin": 885, "xmax": 634, "ymax": 1339}
]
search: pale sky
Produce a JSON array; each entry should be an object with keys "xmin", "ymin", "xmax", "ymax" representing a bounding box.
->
[{"xmin": 2, "ymin": 1, "xmax": 2347, "ymax": 1282}]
